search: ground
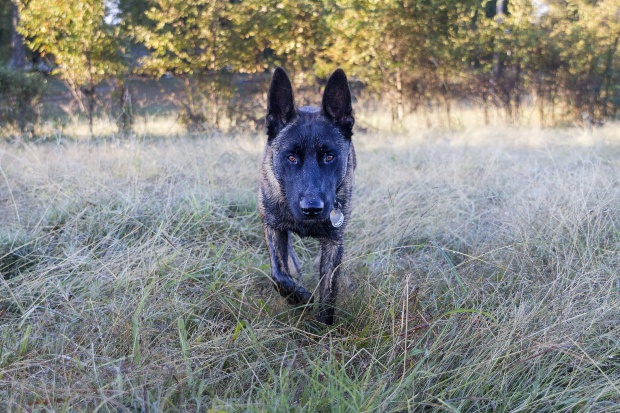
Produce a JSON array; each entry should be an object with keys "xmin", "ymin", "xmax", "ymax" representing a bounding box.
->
[{"xmin": 1, "ymin": 125, "xmax": 620, "ymax": 411}]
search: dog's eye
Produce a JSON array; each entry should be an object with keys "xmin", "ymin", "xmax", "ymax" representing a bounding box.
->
[
  {"xmin": 287, "ymin": 155, "xmax": 297, "ymax": 163},
  {"xmin": 325, "ymin": 155, "xmax": 335, "ymax": 162}
]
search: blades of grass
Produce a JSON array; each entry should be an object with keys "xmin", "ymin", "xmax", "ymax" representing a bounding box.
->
[
  {"xmin": 440, "ymin": 308, "xmax": 498, "ymax": 324},
  {"xmin": 436, "ymin": 397, "xmax": 461, "ymax": 413},
  {"xmin": 178, "ymin": 316, "xmax": 192, "ymax": 387},
  {"xmin": 132, "ymin": 276, "xmax": 157, "ymax": 365},
  {"xmin": 18, "ymin": 324, "xmax": 31, "ymax": 356},
  {"xmin": 231, "ymin": 320, "xmax": 245, "ymax": 343},
  {"xmin": 432, "ymin": 241, "xmax": 468, "ymax": 293}
]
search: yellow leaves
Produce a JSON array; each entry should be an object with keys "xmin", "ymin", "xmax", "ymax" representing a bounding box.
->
[{"xmin": 19, "ymin": 0, "xmax": 126, "ymax": 88}]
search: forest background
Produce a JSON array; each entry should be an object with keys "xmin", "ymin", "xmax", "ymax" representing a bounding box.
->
[{"xmin": 0, "ymin": 0, "xmax": 618, "ymax": 137}]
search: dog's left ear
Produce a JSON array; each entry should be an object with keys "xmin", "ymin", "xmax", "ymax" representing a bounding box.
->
[{"xmin": 322, "ymin": 68, "xmax": 354, "ymax": 139}]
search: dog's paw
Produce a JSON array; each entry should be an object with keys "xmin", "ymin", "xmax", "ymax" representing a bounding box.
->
[
  {"xmin": 286, "ymin": 285, "xmax": 314, "ymax": 305},
  {"xmin": 273, "ymin": 278, "xmax": 313, "ymax": 305},
  {"xmin": 317, "ymin": 307, "xmax": 335, "ymax": 325}
]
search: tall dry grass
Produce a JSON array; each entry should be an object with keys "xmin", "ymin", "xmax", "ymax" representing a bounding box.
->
[{"xmin": 1, "ymin": 124, "xmax": 620, "ymax": 411}]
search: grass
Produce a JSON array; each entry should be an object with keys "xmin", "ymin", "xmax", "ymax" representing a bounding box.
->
[{"xmin": 1, "ymin": 124, "xmax": 620, "ymax": 412}]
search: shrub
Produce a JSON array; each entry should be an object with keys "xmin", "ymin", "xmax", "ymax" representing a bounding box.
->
[{"xmin": 0, "ymin": 67, "xmax": 45, "ymax": 135}]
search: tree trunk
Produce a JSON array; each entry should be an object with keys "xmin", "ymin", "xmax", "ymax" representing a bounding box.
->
[
  {"xmin": 395, "ymin": 67, "xmax": 404, "ymax": 127},
  {"xmin": 85, "ymin": 84, "xmax": 95, "ymax": 136},
  {"xmin": 424, "ymin": 98, "xmax": 432, "ymax": 128},
  {"xmin": 492, "ymin": 0, "xmax": 506, "ymax": 79},
  {"xmin": 484, "ymin": 89, "xmax": 490, "ymax": 126},
  {"xmin": 513, "ymin": 62, "xmax": 521, "ymax": 123},
  {"xmin": 119, "ymin": 78, "xmax": 133, "ymax": 135},
  {"xmin": 537, "ymin": 77, "xmax": 545, "ymax": 128},
  {"xmin": 601, "ymin": 35, "xmax": 619, "ymax": 118},
  {"xmin": 8, "ymin": 3, "xmax": 27, "ymax": 70},
  {"xmin": 491, "ymin": 0, "xmax": 507, "ymax": 112},
  {"xmin": 442, "ymin": 72, "xmax": 451, "ymax": 128}
]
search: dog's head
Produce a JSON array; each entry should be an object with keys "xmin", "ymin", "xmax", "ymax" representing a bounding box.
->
[{"xmin": 266, "ymin": 67, "xmax": 354, "ymax": 223}]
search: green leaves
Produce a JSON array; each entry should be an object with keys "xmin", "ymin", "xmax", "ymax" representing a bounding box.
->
[
  {"xmin": 12, "ymin": 0, "xmax": 620, "ymax": 126},
  {"xmin": 0, "ymin": 66, "xmax": 45, "ymax": 133},
  {"xmin": 134, "ymin": 0, "xmax": 330, "ymax": 77},
  {"xmin": 18, "ymin": 0, "xmax": 128, "ymax": 130},
  {"xmin": 19, "ymin": 0, "xmax": 125, "ymax": 86}
]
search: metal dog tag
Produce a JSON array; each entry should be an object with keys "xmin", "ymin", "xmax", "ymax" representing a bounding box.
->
[{"xmin": 330, "ymin": 205, "xmax": 344, "ymax": 228}]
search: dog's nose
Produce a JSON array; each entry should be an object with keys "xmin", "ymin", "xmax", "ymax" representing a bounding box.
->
[{"xmin": 300, "ymin": 198, "xmax": 324, "ymax": 217}]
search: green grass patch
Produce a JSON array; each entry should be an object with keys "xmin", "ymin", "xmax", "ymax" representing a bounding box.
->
[{"xmin": 1, "ymin": 127, "xmax": 620, "ymax": 411}]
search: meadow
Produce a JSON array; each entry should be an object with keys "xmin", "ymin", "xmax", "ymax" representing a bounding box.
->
[{"xmin": 1, "ymin": 124, "xmax": 620, "ymax": 412}]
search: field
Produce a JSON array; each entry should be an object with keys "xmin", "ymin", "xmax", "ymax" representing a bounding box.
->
[{"xmin": 1, "ymin": 125, "xmax": 620, "ymax": 411}]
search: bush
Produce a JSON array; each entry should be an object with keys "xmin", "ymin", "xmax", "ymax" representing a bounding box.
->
[{"xmin": 0, "ymin": 67, "xmax": 46, "ymax": 135}]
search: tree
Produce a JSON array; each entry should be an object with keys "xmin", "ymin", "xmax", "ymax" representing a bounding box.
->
[
  {"xmin": 321, "ymin": 0, "xmax": 477, "ymax": 127},
  {"xmin": 0, "ymin": 66, "xmax": 45, "ymax": 134},
  {"xmin": 133, "ymin": 0, "xmax": 233, "ymax": 129},
  {"xmin": 8, "ymin": 2, "xmax": 26, "ymax": 69},
  {"xmin": 552, "ymin": 0, "xmax": 620, "ymax": 120},
  {"xmin": 230, "ymin": 1, "xmax": 329, "ymax": 73},
  {"xmin": 0, "ymin": 0, "xmax": 12, "ymax": 63},
  {"xmin": 133, "ymin": 0, "xmax": 330, "ymax": 129},
  {"xmin": 316, "ymin": 0, "xmax": 402, "ymax": 124},
  {"xmin": 18, "ymin": 0, "xmax": 126, "ymax": 133},
  {"xmin": 8, "ymin": 0, "xmax": 618, "ymax": 132}
]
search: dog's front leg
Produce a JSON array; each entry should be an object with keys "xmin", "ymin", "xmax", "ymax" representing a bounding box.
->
[
  {"xmin": 317, "ymin": 239, "xmax": 344, "ymax": 325},
  {"xmin": 287, "ymin": 233, "xmax": 303, "ymax": 278},
  {"xmin": 264, "ymin": 226, "xmax": 313, "ymax": 305}
]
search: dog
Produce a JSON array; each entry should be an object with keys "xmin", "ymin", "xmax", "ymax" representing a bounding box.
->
[{"xmin": 258, "ymin": 67, "xmax": 356, "ymax": 325}]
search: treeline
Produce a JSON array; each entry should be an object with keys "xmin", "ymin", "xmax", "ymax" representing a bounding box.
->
[{"xmin": 1, "ymin": 0, "xmax": 619, "ymax": 134}]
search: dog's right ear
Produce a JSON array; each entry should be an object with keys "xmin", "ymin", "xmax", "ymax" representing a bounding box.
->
[{"xmin": 267, "ymin": 67, "xmax": 296, "ymax": 140}]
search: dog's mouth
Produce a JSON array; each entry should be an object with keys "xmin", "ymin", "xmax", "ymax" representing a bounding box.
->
[
  {"xmin": 297, "ymin": 212, "xmax": 329, "ymax": 222},
  {"xmin": 295, "ymin": 199, "xmax": 342, "ymax": 226}
]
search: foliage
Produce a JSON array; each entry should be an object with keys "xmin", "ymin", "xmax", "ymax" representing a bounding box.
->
[
  {"xmin": 551, "ymin": 0, "xmax": 620, "ymax": 119},
  {"xmin": 452, "ymin": 0, "xmax": 620, "ymax": 123},
  {"xmin": 130, "ymin": 0, "xmax": 228, "ymax": 130},
  {"xmin": 117, "ymin": 0, "xmax": 153, "ymax": 28},
  {"xmin": 17, "ymin": 0, "xmax": 127, "ymax": 132},
  {"xmin": 0, "ymin": 66, "xmax": 45, "ymax": 134},
  {"xmin": 132, "ymin": 0, "xmax": 331, "ymax": 129},
  {"xmin": 0, "ymin": 0, "xmax": 13, "ymax": 63},
  {"xmin": 4, "ymin": 0, "xmax": 620, "ymax": 129}
]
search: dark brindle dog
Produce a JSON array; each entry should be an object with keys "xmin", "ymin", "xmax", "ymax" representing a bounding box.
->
[{"xmin": 258, "ymin": 67, "xmax": 356, "ymax": 325}]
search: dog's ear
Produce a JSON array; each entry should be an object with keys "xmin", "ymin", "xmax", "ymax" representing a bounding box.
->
[
  {"xmin": 322, "ymin": 68, "xmax": 354, "ymax": 139},
  {"xmin": 267, "ymin": 67, "xmax": 296, "ymax": 140}
]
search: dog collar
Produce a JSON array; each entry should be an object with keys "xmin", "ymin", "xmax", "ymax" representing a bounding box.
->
[{"xmin": 330, "ymin": 201, "xmax": 344, "ymax": 227}]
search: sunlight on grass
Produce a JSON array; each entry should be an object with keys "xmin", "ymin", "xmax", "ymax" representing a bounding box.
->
[{"xmin": 1, "ymin": 124, "xmax": 620, "ymax": 411}]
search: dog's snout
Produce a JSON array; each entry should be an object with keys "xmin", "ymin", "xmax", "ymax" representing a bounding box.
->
[{"xmin": 300, "ymin": 198, "xmax": 325, "ymax": 217}]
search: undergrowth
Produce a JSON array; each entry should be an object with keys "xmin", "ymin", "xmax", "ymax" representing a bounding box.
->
[{"xmin": 1, "ymin": 126, "xmax": 620, "ymax": 412}]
